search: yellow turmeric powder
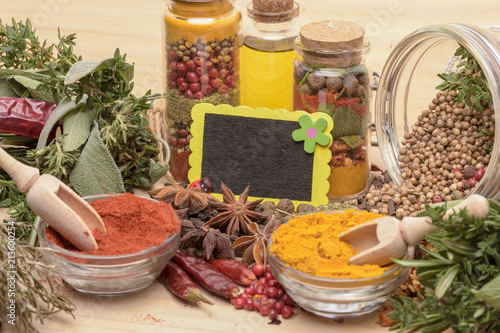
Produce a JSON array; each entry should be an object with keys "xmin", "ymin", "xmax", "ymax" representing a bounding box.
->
[{"xmin": 270, "ymin": 210, "xmax": 387, "ymax": 279}]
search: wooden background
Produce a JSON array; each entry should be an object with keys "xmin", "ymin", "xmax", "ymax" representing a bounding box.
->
[{"xmin": 2, "ymin": 0, "xmax": 499, "ymax": 332}]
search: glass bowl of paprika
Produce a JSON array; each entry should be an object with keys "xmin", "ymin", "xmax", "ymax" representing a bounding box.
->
[
  {"xmin": 267, "ymin": 211, "xmax": 413, "ymax": 319},
  {"xmin": 38, "ymin": 193, "xmax": 181, "ymax": 297}
]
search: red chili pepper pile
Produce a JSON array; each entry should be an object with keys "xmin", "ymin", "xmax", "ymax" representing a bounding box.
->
[
  {"xmin": 231, "ymin": 264, "xmax": 295, "ymax": 321},
  {"xmin": 0, "ymin": 97, "xmax": 57, "ymax": 138},
  {"xmin": 158, "ymin": 250, "xmax": 295, "ymax": 321}
]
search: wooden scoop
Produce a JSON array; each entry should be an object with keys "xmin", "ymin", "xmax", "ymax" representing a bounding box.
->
[
  {"xmin": 0, "ymin": 147, "xmax": 105, "ymax": 251},
  {"xmin": 338, "ymin": 194, "xmax": 490, "ymax": 266}
]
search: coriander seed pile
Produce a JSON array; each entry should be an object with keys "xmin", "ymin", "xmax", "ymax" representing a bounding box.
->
[{"xmin": 359, "ymin": 46, "xmax": 494, "ymax": 218}]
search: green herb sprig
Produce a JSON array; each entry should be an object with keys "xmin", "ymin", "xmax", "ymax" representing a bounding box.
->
[
  {"xmin": 0, "ymin": 222, "xmax": 76, "ymax": 333},
  {"xmin": 388, "ymin": 199, "xmax": 500, "ymax": 333},
  {"xmin": 0, "ymin": 18, "xmax": 168, "ymax": 225},
  {"xmin": 436, "ymin": 46, "xmax": 492, "ymax": 113}
]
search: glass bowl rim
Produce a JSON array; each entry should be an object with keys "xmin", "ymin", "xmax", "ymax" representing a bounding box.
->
[{"xmin": 37, "ymin": 193, "xmax": 180, "ymax": 261}]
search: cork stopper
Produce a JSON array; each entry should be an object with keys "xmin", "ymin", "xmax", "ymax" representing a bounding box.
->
[
  {"xmin": 248, "ymin": 0, "xmax": 299, "ymax": 23},
  {"xmin": 252, "ymin": 0, "xmax": 294, "ymax": 13},
  {"xmin": 297, "ymin": 20, "xmax": 367, "ymax": 67}
]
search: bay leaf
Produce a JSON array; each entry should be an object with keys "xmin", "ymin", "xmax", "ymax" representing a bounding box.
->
[
  {"xmin": 472, "ymin": 274, "xmax": 500, "ymax": 309},
  {"xmin": 69, "ymin": 121, "xmax": 125, "ymax": 196},
  {"xmin": 62, "ymin": 105, "xmax": 97, "ymax": 151},
  {"xmin": 340, "ymin": 135, "xmax": 362, "ymax": 149},
  {"xmin": 331, "ymin": 106, "xmax": 361, "ymax": 138},
  {"xmin": 37, "ymin": 96, "xmax": 88, "ymax": 150}
]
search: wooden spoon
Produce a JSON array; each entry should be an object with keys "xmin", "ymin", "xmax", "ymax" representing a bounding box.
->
[
  {"xmin": 338, "ymin": 194, "xmax": 490, "ymax": 266},
  {"xmin": 0, "ymin": 147, "xmax": 105, "ymax": 251}
]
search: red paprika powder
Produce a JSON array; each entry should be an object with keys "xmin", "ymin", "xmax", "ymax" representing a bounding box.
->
[{"xmin": 46, "ymin": 193, "xmax": 181, "ymax": 255}]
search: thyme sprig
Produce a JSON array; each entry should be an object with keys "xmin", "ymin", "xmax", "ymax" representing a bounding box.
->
[
  {"xmin": 0, "ymin": 18, "xmax": 81, "ymax": 72},
  {"xmin": 436, "ymin": 46, "xmax": 492, "ymax": 113},
  {"xmin": 0, "ymin": 222, "xmax": 76, "ymax": 333},
  {"xmin": 25, "ymin": 128, "xmax": 80, "ymax": 185},
  {"xmin": 389, "ymin": 200, "xmax": 500, "ymax": 333}
]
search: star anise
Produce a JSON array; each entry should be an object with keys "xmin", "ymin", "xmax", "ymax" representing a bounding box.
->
[
  {"xmin": 232, "ymin": 217, "xmax": 281, "ymax": 267},
  {"xmin": 205, "ymin": 182, "xmax": 265, "ymax": 236},
  {"xmin": 181, "ymin": 219, "xmax": 236, "ymax": 260},
  {"xmin": 149, "ymin": 185, "xmax": 218, "ymax": 215}
]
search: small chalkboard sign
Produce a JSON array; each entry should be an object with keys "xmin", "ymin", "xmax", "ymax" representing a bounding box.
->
[{"xmin": 188, "ymin": 104, "xmax": 333, "ymax": 206}]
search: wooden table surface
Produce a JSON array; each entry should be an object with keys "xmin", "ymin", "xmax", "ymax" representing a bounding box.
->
[{"xmin": 2, "ymin": 1, "xmax": 499, "ymax": 332}]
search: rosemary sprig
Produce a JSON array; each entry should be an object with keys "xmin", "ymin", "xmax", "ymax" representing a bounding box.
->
[
  {"xmin": 0, "ymin": 222, "xmax": 76, "ymax": 333},
  {"xmin": 389, "ymin": 200, "xmax": 500, "ymax": 333}
]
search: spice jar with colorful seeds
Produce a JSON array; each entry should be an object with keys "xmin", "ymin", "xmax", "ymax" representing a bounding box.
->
[
  {"xmin": 293, "ymin": 20, "xmax": 371, "ymax": 200},
  {"xmin": 162, "ymin": 0, "xmax": 241, "ymax": 183}
]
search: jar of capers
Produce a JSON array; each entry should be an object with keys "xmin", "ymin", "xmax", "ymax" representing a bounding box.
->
[
  {"xmin": 293, "ymin": 20, "xmax": 372, "ymax": 200},
  {"xmin": 162, "ymin": 0, "xmax": 241, "ymax": 183}
]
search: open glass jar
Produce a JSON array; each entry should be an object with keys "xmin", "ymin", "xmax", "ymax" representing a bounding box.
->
[
  {"xmin": 293, "ymin": 21, "xmax": 372, "ymax": 200},
  {"xmin": 375, "ymin": 24, "xmax": 500, "ymax": 201},
  {"xmin": 162, "ymin": 0, "xmax": 241, "ymax": 183}
]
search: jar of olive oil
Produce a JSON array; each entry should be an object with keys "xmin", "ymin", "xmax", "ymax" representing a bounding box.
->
[
  {"xmin": 293, "ymin": 20, "xmax": 371, "ymax": 200},
  {"xmin": 162, "ymin": 0, "xmax": 241, "ymax": 183},
  {"xmin": 240, "ymin": 0, "xmax": 300, "ymax": 111}
]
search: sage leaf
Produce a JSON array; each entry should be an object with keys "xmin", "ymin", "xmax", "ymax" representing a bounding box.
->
[
  {"xmin": 134, "ymin": 159, "xmax": 169, "ymax": 187},
  {"xmin": 10, "ymin": 75, "xmax": 41, "ymax": 90},
  {"xmin": 0, "ymin": 77, "xmax": 18, "ymax": 97},
  {"xmin": 64, "ymin": 60, "xmax": 101, "ymax": 85},
  {"xmin": 62, "ymin": 105, "xmax": 97, "ymax": 151},
  {"xmin": 6, "ymin": 78, "xmax": 27, "ymax": 97},
  {"xmin": 9, "ymin": 75, "xmax": 54, "ymax": 103},
  {"xmin": 37, "ymin": 96, "xmax": 88, "ymax": 150},
  {"xmin": 64, "ymin": 58, "xmax": 134, "ymax": 88},
  {"xmin": 472, "ymin": 274, "xmax": 500, "ymax": 309},
  {"xmin": 0, "ymin": 68, "xmax": 49, "ymax": 81},
  {"xmin": 69, "ymin": 121, "xmax": 125, "ymax": 196}
]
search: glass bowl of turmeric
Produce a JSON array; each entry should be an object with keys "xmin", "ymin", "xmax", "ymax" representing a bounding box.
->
[
  {"xmin": 38, "ymin": 193, "xmax": 181, "ymax": 297},
  {"xmin": 267, "ymin": 210, "xmax": 413, "ymax": 319}
]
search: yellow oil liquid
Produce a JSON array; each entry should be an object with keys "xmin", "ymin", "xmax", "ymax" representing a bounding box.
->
[{"xmin": 240, "ymin": 44, "xmax": 296, "ymax": 111}]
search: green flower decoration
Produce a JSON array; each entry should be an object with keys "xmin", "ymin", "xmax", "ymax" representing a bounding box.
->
[{"xmin": 292, "ymin": 115, "xmax": 331, "ymax": 153}]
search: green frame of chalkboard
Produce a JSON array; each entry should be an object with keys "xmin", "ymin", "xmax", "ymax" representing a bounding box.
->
[{"xmin": 188, "ymin": 103, "xmax": 333, "ymax": 206}]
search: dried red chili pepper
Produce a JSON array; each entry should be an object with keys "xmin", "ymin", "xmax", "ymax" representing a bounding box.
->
[
  {"xmin": 207, "ymin": 258, "xmax": 257, "ymax": 287},
  {"xmin": 158, "ymin": 261, "xmax": 213, "ymax": 305},
  {"xmin": 173, "ymin": 249, "xmax": 240, "ymax": 299},
  {"xmin": 0, "ymin": 97, "xmax": 57, "ymax": 139}
]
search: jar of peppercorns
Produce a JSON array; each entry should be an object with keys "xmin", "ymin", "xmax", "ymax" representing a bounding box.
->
[
  {"xmin": 293, "ymin": 20, "xmax": 371, "ymax": 200},
  {"xmin": 374, "ymin": 24, "xmax": 500, "ymax": 204},
  {"xmin": 162, "ymin": 0, "xmax": 241, "ymax": 183}
]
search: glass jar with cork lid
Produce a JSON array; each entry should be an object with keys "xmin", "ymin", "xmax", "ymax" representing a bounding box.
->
[
  {"xmin": 240, "ymin": 0, "xmax": 301, "ymax": 111},
  {"xmin": 162, "ymin": 0, "xmax": 241, "ymax": 183},
  {"xmin": 293, "ymin": 20, "xmax": 371, "ymax": 200}
]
